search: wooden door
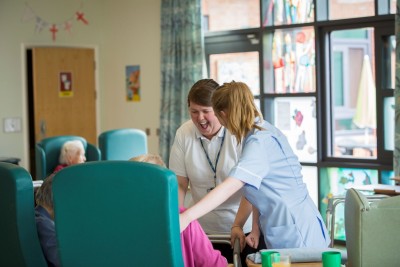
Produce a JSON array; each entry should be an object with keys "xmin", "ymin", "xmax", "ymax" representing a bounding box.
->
[{"xmin": 31, "ymin": 47, "xmax": 97, "ymax": 144}]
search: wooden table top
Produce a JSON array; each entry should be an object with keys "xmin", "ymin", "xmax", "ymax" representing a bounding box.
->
[{"xmin": 347, "ymin": 184, "xmax": 400, "ymax": 196}]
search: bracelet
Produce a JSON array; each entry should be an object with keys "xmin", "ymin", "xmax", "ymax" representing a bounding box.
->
[{"xmin": 231, "ymin": 225, "xmax": 243, "ymax": 231}]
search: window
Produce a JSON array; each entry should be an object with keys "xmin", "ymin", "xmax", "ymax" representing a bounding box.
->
[
  {"xmin": 329, "ymin": 28, "xmax": 377, "ymax": 159},
  {"xmin": 202, "ymin": 0, "xmax": 260, "ymax": 32},
  {"xmin": 203, "ymin": 0, "xmax": 395, "ymax": 244}
]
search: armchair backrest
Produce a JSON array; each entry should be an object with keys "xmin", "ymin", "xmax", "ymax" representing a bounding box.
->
[
  {"xmin": 52, "ymin": 161, "xmax": 183, "ymax": 267},
  {"xmin": 98, "ymin": 128, "xmax": 147, "ymax": 160},
  {"xmin": 35, "ymin": 135, "xmax": 101, "ymax": 180},
  {"xmin": 0, "ymin": 162, "xmax": 47, "ymax": 267},
  {"xmin": 345, "ymin": 188, "xmax": 400, "ymax": 267}
]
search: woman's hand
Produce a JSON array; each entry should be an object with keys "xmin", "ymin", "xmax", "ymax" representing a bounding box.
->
[
  {"xmin": 246, "ymin": 205, "xmax": 261, "ymax": 248},
  {"xmin": 245, "ymin": 228, "xmax": 260, "ymax": 249},
  {"xmin": 231, "ymin": 226, "xmax": 246, "ymax": 251}
]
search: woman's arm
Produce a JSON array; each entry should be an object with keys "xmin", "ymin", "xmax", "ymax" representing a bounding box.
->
[
  {"xmin": 177, "ymin": 175, "xmax": 189, "ymax": 207},
  {"xmin": 231, "ymin": 197, "xmax": 253, "ymax": 250},
  {"xmin": 179, "ymin": 177, "xmax": 244, "ymax": 232}
]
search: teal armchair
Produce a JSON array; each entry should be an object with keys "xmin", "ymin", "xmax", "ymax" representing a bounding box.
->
[
  {"xmin": 35, "ymin": 135, "xmax": 101, "ymax": 180},
  {"xmin": 52, "ymin": 161, "xmax": 183, "ymax": 267},
  {"xmin": 98, "ymin": 128, "xmax": 147, "ymax": 160},
  {"xmin": 0, "ymin": 162, "xmax": 47, "ymax": 267},
  {"xmin": 345, "ymin": 188, "xmax": 400, "ymax": 267}
]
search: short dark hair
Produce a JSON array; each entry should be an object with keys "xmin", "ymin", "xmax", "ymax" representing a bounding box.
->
[{"xmin": 187, "ymin": 79, "xmax": 219, "ymax": 107}]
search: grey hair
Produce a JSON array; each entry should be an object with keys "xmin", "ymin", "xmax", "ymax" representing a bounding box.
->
[
  {"xmin": 129, "ymin": 153, "xmax": 166, "ymax": 167},
  {"xmin": 59, "ymin": 140, "xmax": 85, "ymax": 164}
]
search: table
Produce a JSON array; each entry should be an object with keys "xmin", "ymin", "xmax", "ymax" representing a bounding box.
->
[
  {"xmin": 335, "ymin": 135, "xmax": 376, "ymax": 156},
  {"xmin": 33, "ymin": 180, "xmax": 43, "ymax": 188},
  {"xmin": 246, "ymin": 258, "xmax": 322, "ymax": 267},
  {"xmin": 0, "ymin": 157, "xmax": 20, "ymax": 165},
  {"xmin": 391, "ymin": 177, "xmax": 400, "ymax": 185},
  {"xmin": 347, "ymin": 184, "xmax": 400, "ymax": 196}
]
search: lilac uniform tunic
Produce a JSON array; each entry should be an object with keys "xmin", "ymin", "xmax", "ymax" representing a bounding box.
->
[{"xmin": 229, "ymin": 119, "xmax": 330, "ymax": 249}]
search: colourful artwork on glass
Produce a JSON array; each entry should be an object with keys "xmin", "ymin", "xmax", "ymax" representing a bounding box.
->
[
  {"xmin": 213, "ymin": 52, "xmax": 260, "ymax": 95},
  {"xmin": 269, "ymin": 27, "xmax": 315, "ymax": 93},
  {"xmin": 319, "ymin": 167, "xmax": 378, "ymax": 241},
  {"xmin": 381, "ymin": 170, "xmax": 395, "ymax": 185},
  {"xmin": 262, "ymin": 0, "xmax": 314, "ymax": 26},
  {"xmin": 274, "ymin": 96, "xmax": 317, "ymax": 163}
]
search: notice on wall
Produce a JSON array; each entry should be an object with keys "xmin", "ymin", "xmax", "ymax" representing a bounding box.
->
[
  {"xmin": 126, "ymin": 65, "xmax": 140, "ymax": 102},
  {"xmin": 59, "ymin": 72, "xmax": 73, "ymax": 97}
]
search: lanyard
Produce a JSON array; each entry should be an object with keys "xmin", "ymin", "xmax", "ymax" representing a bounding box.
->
[{"xmin": 199, "ymin": 128, "xmax": 226, "ymax": 188}]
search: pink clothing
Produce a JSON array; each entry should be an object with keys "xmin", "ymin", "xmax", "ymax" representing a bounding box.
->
[{"xmin": 180, "ymin": 207, "xmax": 227, "ymax": 267}]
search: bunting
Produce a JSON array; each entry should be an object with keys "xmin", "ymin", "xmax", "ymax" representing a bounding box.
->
[{"xmin": 21, "ymin": 2, "xmax": 89, "ymax": 42}]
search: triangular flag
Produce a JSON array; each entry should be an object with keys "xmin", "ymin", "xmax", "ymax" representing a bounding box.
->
[
  {"xmin": 21, "ymin": 4, "xmax": 35, "ymax": 22},
  {"xmin": 35, "ymin": 17, "xmax": 48, "ymax": 33},
  {"xmin": 64, "ymin": 20, "xmax": 73, "ymax": 34}
]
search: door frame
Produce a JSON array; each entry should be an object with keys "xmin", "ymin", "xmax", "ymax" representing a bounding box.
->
[{"xmin": 21, "ymin": 43, "xmax": 100, "ymax": 173}]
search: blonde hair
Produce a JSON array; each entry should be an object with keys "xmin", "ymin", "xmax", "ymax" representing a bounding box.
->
[
  {"xmin": 59, "ymin": 140, "xmax": 85, "ymax": 165},
  {"xmin": 212, "ymin": 81, "xmax": 263, "ymax": 144},
  {"xmin": 129, "ymin": 153, "xmax": 166, "ymax": 167}
]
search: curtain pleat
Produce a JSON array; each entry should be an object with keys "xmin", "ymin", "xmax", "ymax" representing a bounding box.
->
[
  {"xmin": 159, "ymin": 0, "xmax": 204, "ymax": 164},
  {"xmin": 395, "ymin": 1, "xmax": 400, "ymax": 175}
]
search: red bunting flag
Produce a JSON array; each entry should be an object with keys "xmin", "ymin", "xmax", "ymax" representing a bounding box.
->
[
  {"xmin": 50, "ymin": 24, "xmax": 58, "ymax": 41},
  {"xmin": 76, "ymin": 12, "xmax": 89, "ymax": 25},
  {"xmin": 22, "ymin": 2, "xmax": 89, "ymax": 42}
]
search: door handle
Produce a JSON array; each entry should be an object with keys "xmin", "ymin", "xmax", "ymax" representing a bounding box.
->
[{"xmin": 40, "ymin": 120, "xmax": 46, "ymax": 139}]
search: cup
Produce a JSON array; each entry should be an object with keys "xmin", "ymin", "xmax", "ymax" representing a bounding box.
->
[
  {"xmin": 322, "ymin": 251, "xmax": 341, "ymax": 267},
  {"xmin": 271, "ymin": 253, "xmax": 291, "ymax": 267},
  {"xmin": 261, "ymin": 251, "xmax": 279, "ymax": 267}
]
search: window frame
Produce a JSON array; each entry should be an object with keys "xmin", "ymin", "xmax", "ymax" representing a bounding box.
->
[
  {"xmin": 203, "ymin": 0, "xmax": 395, "ymax": 204},
  {"xmin": 319, "ymin": 19, "xmax": 394, "ymax": 167}
]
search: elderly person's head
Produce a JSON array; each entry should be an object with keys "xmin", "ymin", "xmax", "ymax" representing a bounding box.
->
[
  {"xmin": 35, "ymin": 174, "xmax": 55, "ymax": 218},
  {"xmin": 59, "ymin": 140, "xmax": 86, "ymax": 165},
  {"xmin": 129, "ymin": 153, "xmax": 166, "ymax": 167}
]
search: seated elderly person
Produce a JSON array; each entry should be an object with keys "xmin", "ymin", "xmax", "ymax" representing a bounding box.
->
[
  {"xmin": 54, "ymin": 140, "xmax": 86, "ymax": 173},
  {"xmin": 130, "ymin": 154, "xmax": 228, "ymax": 267},
  {"xmin": 35, "ymin": 174, "xmax": 60, "ymax": 267}
]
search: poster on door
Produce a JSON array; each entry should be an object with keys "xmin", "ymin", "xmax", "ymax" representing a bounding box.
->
[{"xmin": 59, "ymin": 72, "xmax": 73, "ymax": 97}]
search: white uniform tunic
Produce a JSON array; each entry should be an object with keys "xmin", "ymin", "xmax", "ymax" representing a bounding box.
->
[
  {"xmin": 169, "ymin": 120, "xmax": 251, "ymax": 234},
  {"xmin": 229, "ymin": 119, "xmax": 330, "ymax": 248}
]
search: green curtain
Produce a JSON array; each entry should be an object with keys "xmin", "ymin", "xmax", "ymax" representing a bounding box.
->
[
  {"xmin": 395, "ymin": 0, "xmax": 400, "ymax": 175},
  {"xmin": 159, "ymin": 0, "xmax": 204, "ymax": 164}
]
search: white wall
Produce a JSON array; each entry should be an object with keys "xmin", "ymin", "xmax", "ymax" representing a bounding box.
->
[
  {"xmin": 0, "ymin": 0, "xmax": 161, "ymax": 171},
  {"xmin": 101, "ymin": 0, "xmax": 161, "ymax": 154}
]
